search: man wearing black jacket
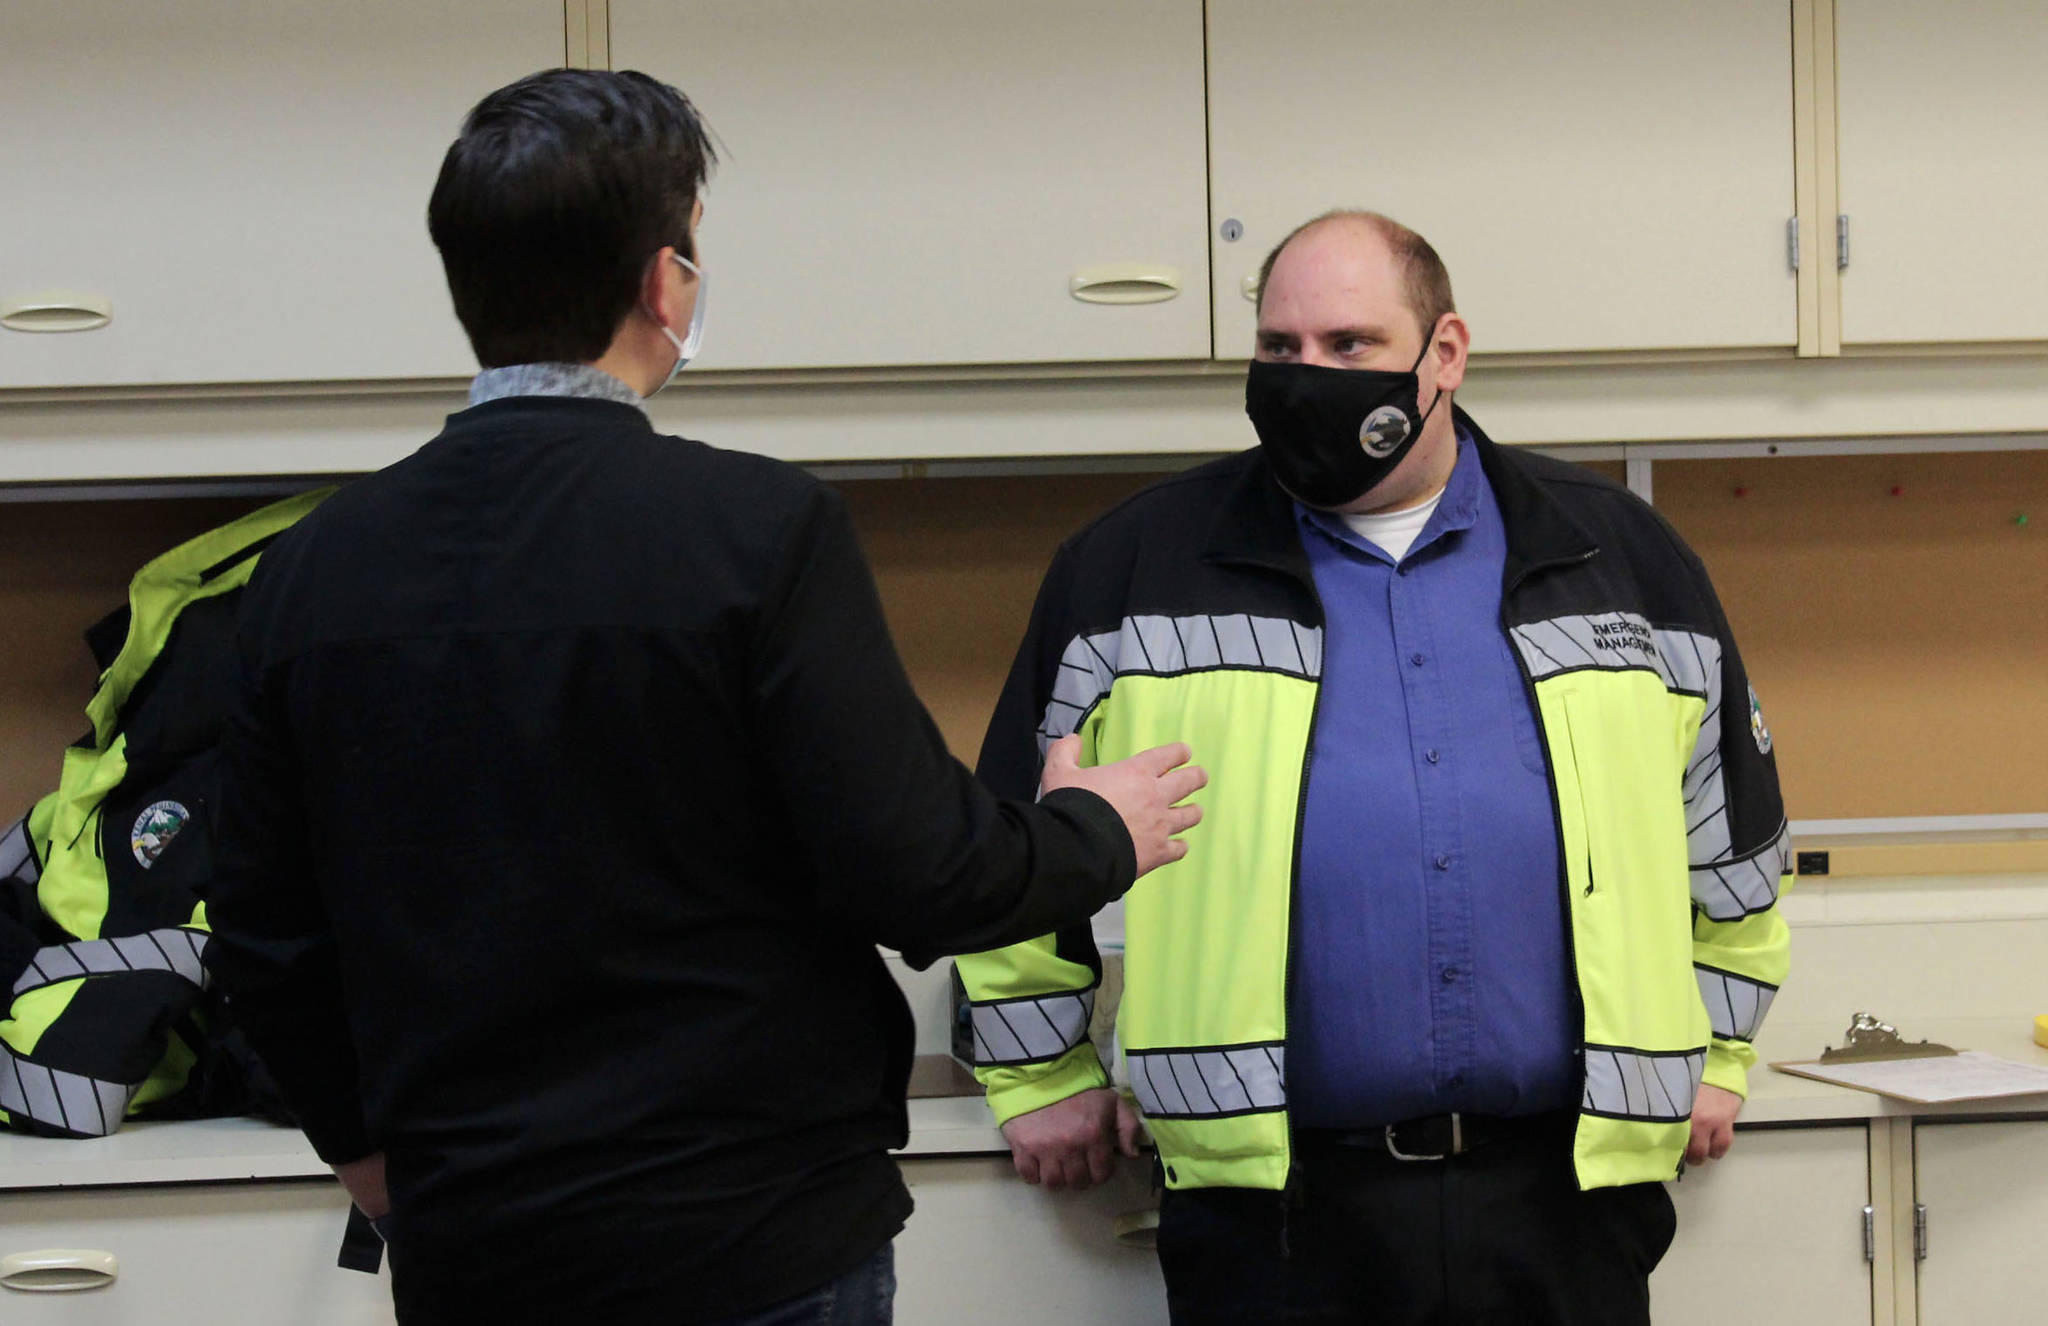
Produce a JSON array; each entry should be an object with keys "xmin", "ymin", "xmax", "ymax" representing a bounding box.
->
[{"xmin": 205, "ymin": 69, "xmax": 1203, "ymax": 1326}]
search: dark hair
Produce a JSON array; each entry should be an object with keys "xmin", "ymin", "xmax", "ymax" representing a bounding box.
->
[
  {"xmin": 1254, "ymin": 210, "xmax": 1455, "ymax": 341},
  {"xmin": 428, "ymin": 69, "xmax": 716, "ymax": 367}
]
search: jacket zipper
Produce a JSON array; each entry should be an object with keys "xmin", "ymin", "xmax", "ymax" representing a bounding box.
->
[
  {"xmin": 1278, "ymin": 586, "xmax": 1330, "ymax": 1252},
  {"xmin": 1502, "ymin": 547, "xmax": 1598, "ymax": 1132},
  {"xmin": 1561, "ymin": 705, "xmax": 1597, "ymax": 897}
]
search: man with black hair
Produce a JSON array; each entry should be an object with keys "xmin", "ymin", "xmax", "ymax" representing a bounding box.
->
[{"xmin": 206, "ymin": 69, "xmax": 1204, "ymax": 1326}]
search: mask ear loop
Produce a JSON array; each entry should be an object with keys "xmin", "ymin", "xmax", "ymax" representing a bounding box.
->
[{"xmin": 1410, "ymin": 313, "xmax": 1449, "ymax": 429}]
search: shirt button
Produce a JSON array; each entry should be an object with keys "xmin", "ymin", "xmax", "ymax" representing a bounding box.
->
[
  {"xmin": 1442, "ymin": 966, "xmax": 1461, "ymax": 983},
  {"xmin": 1425, "ymin": 749, "xmax": 1441, "ymax": 764},
  {"xmin": 1410, "ymin": 652, "xmax": 1427, "ymax": 667},
  {"xmin": 1434, "ymin": 853, "xmax": 1451, "ymax": 870}
]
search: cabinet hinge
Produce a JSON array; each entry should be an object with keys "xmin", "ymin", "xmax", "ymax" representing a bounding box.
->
[
  {"xmin": 1787, "ymin": 216, "xmax": 1801, "ymax": 273},
  {"xmin": 1837, "ymin": 214, "xmax": 1851, "ymax": 271},
  {"xmin": 1914, "ymin": 1201, "xmax": 1929, "ymax": 1262},
  {"xmin": 1861, "ymin": 1205, "xmax": 1875, "ymax": 1263}
]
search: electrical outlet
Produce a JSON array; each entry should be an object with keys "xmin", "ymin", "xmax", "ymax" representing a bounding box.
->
[{"xmin": 1796, "ymin": 850, "xmax": 1830, "ymax": 876}]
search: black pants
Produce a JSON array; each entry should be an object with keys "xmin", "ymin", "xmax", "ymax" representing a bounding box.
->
[{"xmin": 1156, "ymin": 1126, "xmax": 1676, "ymax": 1325}]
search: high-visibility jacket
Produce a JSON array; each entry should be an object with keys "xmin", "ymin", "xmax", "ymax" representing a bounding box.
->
[
  {"xmin": 0, "ymin": 488, "xmax": 330, "ymax": 1136},
  {"xmin": 956, "ymin": 413, "xmax": 1791, "ymax": 1191}
]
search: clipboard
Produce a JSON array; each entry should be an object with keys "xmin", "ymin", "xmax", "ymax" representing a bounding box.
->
[{"xmin": 1771, "ymin": 1012, "xmax": 2048, "ymax": 1105}]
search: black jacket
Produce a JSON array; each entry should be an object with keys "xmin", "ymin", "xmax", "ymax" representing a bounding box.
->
[{"xmin": 205, "ymin": 396, "xmax": 1135, "ymax": 1322}]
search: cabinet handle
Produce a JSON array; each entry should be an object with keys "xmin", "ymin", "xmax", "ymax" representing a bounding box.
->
[
  {"xmin": 1112, "ymin": 1208, "xmax": 1159, "ymax": 1249},
  {"xmin": 1, "ymin": 294, "xmax": 113, "ymax": 334},
  {"xmin": 0, "ymin": 1249, "xmax": 119, "ymax": 1293},
  {"xmin": 1070, "ymin": 265, "xmax": 1182, "ymax": 305},
  {"xmin": 1240, "ymin": 272, "xmax": 1261, "ymax": 303}
]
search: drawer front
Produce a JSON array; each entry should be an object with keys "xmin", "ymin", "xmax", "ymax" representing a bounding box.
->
[{"xmin": 1, "ymin": 1180, "xmax": 394, "ymax": 1325}]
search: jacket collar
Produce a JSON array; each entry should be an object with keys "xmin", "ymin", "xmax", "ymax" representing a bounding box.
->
[{"xmin": 1202, "ymin": 405, "xmax": 1599, "ymax": 589}]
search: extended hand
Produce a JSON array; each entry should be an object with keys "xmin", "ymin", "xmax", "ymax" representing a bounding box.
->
[
  {"xmin": 1000, "ymin": 1087, "xmax": 1143, "ymax": 1191},
  {"xmin": 1686, "ymin": 1084, "xmax": 1742, "ymax": 1165},
  {"xmin": 1040, "ymin": 736, "xmax": 1206, "ymax": 877}
]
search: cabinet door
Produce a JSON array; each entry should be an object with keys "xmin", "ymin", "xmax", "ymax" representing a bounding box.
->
[
  {"xmin": 1914, "ymin": 1120, "xmax": 2048, "ymax": 1325},
  {"xmin": 1650, "ymin": 1127, "xmax": 1872, "ymax": 1326},
  {"xmin": 1206, "ymin": 1, "xmax": 1798, "ymax": 358},
  {"xmin": 608, "ymin": 1, "xmax": 1211, "ymax": 370},
  {"xmin": 894, "ymin": 1156, "xmax": 1166, "ymax": 1325},
  {"xmin": 0, "ymin": 1180, "xmax": 394, "ymax": 1325},
  {"xmin": 0, "ymin": 1, "xmax": 562, "ymax": 389},
  {"xmin": 1836, "ymin": 1, "xmax": 2048, "ymax": 344}
]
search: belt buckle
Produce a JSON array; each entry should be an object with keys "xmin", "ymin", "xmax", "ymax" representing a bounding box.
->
[{"xmin": 1383, "ymin": 1113, "xmax": 1464, "ymax": 1162}]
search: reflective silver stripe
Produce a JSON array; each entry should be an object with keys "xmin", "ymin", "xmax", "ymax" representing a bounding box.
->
[
  {"xmin": 1691, "ymin": 822, "xmax": 1793, "ymax": 921},
  {"xmin": 0, "ymin": 818, "xmax": 36, "ymax": 885},
  {"xmin": 1039, "ymin": 614, "xmax": 1322, "ymax": 752},
  {"xmin": 1508, "ymin": 613, "xmax": 1715, "ymax": 697},
  {"xmin": 0, "ymin": 1041, "xmax": 134, "ymax": 1136},
  {"xmin": 1696, "ymin": 964, "xmax": 1779, "ymax": 1043},
  {"xmin": 1582, "ymin": 1045, "xmax": 1705, "ymax": 1123},
  {"xmin": 970, "ymin": 988, "xmax": 1095, "ymax": 1067},
  {"xmin": 12, "ymin": 927, "xmax": 210, "ymax": 998},
  {"xmin": 1127, "ymin": 1043, "xmax": 1286, "ymax": 1119},
  {"xmin": 1676, "ymin": 631, "xmax": 1733, "ymax": 866}
]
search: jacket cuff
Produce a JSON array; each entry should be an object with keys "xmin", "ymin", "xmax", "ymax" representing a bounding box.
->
[
  {"xmin": 1703, "ymin": 1038, "xmax": 1756, "ymax": 1100},
  {"xmin": 1036, "ymin": 787, "xmax": 1138, "ymax": 894},
  {"xmin": 981, "ymin": 1042, "xmax": 1111, "ymax": 1127}
]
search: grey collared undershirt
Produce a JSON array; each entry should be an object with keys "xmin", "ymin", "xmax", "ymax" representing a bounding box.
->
[{"xmin": 468, "ymin": 362, "xmax": 647, "ymax": 413}]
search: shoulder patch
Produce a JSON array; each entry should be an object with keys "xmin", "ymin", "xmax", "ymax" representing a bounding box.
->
[{"xmin": 1748, "ymin": 684, "xmax": 1773, "ymax": 756}]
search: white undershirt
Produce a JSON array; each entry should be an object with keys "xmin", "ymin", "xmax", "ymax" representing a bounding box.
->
[{"xmin": 1338, "ymin": 486, "xmax": 1446, "ymax": 562}]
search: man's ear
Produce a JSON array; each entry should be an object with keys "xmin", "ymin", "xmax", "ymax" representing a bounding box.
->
[
  {"xmin": 1432, "ymin": 312, "xmax": 1472, "ymax": 394},
  {"xmin": 639, "ymin": 246, "xmax": 681, "ymax": 328}
]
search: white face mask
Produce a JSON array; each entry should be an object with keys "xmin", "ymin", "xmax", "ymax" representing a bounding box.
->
[{"xmin": 652, "ymin": 252, "xmax": 706, "ymax": 394}]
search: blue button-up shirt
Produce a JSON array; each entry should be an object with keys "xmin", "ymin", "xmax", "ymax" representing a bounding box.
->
[{"xmin": 1289, "ymin": 433, "xmax": 1577, "ymax": 1128}]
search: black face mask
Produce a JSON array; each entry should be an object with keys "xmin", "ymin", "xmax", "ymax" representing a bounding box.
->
[{"xmin": 1245, "ymin": 339, "xmax": 1443, "ymax": 509}]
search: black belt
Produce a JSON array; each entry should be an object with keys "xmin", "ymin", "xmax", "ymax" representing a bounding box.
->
[{"xmin": 1300, "ymin": 1110, "xmax": 1572, "ymax": 1162}]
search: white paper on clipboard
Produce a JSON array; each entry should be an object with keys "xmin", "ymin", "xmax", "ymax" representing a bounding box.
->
[{"xmin": 1771, "ymin": 1050, "xmax": 2048, "ymax": 1105}]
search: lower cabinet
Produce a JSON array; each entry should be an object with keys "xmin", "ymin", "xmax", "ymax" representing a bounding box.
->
[
  {"xmin": 895, "ymin": 1156, "xmax": 1168, "ymax": 1325},
  {"xmin": 0, "ymin": 1180, "xmax": 392, "ymax": 1325},
  {"xmin": 1655, "ymin": 1127, "xmax": 1874, "ymax": 1326},
  {"xmin": 1912, "ymin": 1119, "xmax": 2048, "ymax": 1325}
]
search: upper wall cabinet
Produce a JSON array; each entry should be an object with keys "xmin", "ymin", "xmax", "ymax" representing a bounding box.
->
[
  {"xmin": 608, "ymin": 1, "xmax": 1211, "ymax": 370},
  {"xmin": 1835, "ymin": 1, "xmax": 2048, "ymax": 346},
  {"xmin": 0, "ymin": 2, "xmax": 564, "ymax": 390},
  {"xmin": 1205, "ymin": 1, "xmax": 1800, "ymax": 360}
]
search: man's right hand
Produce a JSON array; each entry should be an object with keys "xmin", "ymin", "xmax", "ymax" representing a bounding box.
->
[
  {"xmin": 1000, "ymin": 1087, "xmax": 1143, "ymax": 1191},
  {"xmin": 1040, "ymin": 735, "xmax": 1205, "ymax": 877}
]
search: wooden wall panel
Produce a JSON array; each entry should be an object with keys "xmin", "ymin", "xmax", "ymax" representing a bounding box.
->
[{"xmin": 1658, "ymin": 451, "xmax": 2048, "ymax": 819}]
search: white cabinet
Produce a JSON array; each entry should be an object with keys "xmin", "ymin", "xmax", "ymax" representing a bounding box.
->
[
  {"xmin": 1912, "ymin": 1120, "xmax": 2048, "ymax": 1325},
  {"xmin": 0, "ymin": 1, "xmax": 563, "ymax": 389},
  {"xmin": 1205, "ymin": 1, "xmax": 1799, "ymax": 359},
  {"xmin": 0, "ymin": 1180, "xmax": 393, "ymax": 1325},
  {"xmin": 608, "ymin": 0, "xmax": 1211, "ymax": 371},
  {"xmin": 1835, "ymin": 1, "xmax": 2048, "ymax": 345},
  {"xmin": 1650, "ymin": 1126, "xmax": 1873, "ymax": 1326},
  {"xmin": 894, "ymin": 1156, "xmax": 1167, "ymax": 1325}
]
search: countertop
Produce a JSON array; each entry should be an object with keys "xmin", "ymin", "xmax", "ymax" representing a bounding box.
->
[{"xmin": 1, "ymin": 1020, "xmax": 2041, "ymax": 1191}]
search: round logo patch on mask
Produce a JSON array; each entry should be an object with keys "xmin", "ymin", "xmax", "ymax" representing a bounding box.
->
[
  {"xmin": 131, "ymin": 801, "xmax": 190, "ymax": 869},
  {"xmin": 1748, "ymin": 684, "xmax": 1773, "ymax": 756},
  {"xmin": 1359, "ymin": 405, "xmax": 1411, "ymax": 458}
]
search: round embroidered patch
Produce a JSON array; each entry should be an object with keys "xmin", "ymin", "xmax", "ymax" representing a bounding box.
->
[
  {"xmin": 131, "ymin": 800, "xmax": 190, "ymax": 869},
  {"xmin": 1359, "ymin": 405, "xmax": 1412, "ymax": 458},
  {"xmin": 1748, "ymin": 684, "xmax": 1773, "ymax": 756}
]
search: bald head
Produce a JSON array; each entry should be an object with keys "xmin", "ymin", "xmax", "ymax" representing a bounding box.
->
[{"xmin": 1255, "ymin": 211, "xmax": 1455, "ymax": 343}]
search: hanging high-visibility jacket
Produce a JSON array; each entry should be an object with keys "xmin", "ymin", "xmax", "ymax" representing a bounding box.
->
[
  {"xmin": 956, "ymin": 413, "xmax": 1791, "ymax": 1192},
  {"xmin": 0, "ymin": 488, "xmax": 331, "ymax": 1136}
]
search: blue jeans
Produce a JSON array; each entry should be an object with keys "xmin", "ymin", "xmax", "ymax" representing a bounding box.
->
[{"xmin": 704, "ymin": 1243, "xmax": 895, "ymax": 1326}]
